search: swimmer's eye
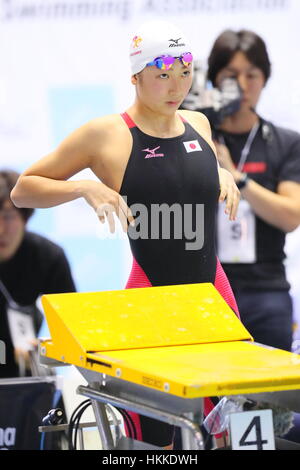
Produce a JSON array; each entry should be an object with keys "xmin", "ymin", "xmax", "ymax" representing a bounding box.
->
[
  {"xmin": 158, "ymin": 70, "xmax": 191, "ymax": 79},
  {"xmin": 159, "ymin": 73, "xmax": 169, "ymax": 79}
]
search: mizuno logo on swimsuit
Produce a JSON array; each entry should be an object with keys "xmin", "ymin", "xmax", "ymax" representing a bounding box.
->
[
  {"xmin": 168, "ymin": 38, "xmax": 185, "ymax": 47},
  {"xmin": 143, "ymin": 147, "xmax": 165, "ymax": 159}
]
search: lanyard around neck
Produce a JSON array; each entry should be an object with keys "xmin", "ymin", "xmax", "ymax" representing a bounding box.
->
[
  {"xmin": 237, "ymin": 121, "xmax": 260, "ymax": 172},
  {"xmin": 0, "ymin": 278, "xmax": 18, "ymax": 308},
  {"xmin": 218, "ymin": 121, "xmax": 260, "ymax": 173}
]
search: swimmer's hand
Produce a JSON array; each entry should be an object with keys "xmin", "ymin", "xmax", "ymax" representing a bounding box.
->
[
  {"xmin": 213, "ymin": 141, "xmax": 240, "ymax": 221},
  {"xmin": 218, "ymin": 167, "xmax": 240, "ymax": 221},
  {"xmin": 81, "ymin": 180, "xmax": 135, "ymax": 233}
]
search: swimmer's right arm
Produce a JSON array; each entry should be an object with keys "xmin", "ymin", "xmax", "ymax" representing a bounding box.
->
[
  {"xmin": 11, "ymin": 119, "xmax": 135, "ymax": 232},
  {"xmin": 11, "ymin": 121, "xmax": 100, "ymax": 208}
]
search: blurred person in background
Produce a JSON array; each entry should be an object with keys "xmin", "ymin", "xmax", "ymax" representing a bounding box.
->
[
  {"xmin": 0, "ymin": 169, "xmax": 76, "ymax": 378},
  {"xmin": 202, "ymin": 30, "xmax": 300, "ymax": 353}
]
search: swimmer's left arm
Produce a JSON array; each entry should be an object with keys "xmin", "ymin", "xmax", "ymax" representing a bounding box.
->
[{"xmin": 197, "ymin": 113, "xmax": 240, "ymax": 221}]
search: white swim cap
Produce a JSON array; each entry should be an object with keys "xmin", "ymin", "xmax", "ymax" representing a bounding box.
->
[{"xmin": 129, "ymin": 20, "xmax": 193, "ymax": 75}]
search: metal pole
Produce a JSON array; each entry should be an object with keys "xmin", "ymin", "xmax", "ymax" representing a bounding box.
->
[
  {"xmin": 181, "ymin": 411, "xmax": 203, "ymax": 450},
  {"xmin": 91, "ymin": 399, "xmax": 115, "ymax": 450},
  {"xmin": 89, "ymin": 381, "xmax": 115, "ymax": 450}
]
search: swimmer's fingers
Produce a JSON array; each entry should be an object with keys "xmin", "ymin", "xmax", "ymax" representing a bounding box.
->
[
  {"xmin": 97, "ymin": 197, "xmax": 134, "ymax": 233},
  {"xmin": 84, "ymin": 181, "xmax": 131, "ymax": 231},
  {"xmin": 218, "ymin": 167, "xmax": 230, "ymax": 203},
  {"xmin": 96, "ymin": 203, "xmax": 116, "ymax": 233},
  {"xmin": 118, "ymin": 195, "xmax": 135, "ymax": 231},
  {"xmin": 230, "ymin": 186, "xmax": 240, "ymax": 220},
  {"xmin": 225, "ymin": 183, "xmax": 240, "ymax": 221},
  {"xmin": 106, "ymin": 208, "xmax": 116, "ymax": 234},
  {"xmin": 219, "ymin": 183, "xmax": 227, "ymax": 203},
  {"xmin": 218, "ymin": 168, "xmax": 240, "ymax": 221}
]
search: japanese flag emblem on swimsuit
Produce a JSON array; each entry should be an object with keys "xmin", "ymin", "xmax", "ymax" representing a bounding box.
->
[{"xmin": 183, "ymin": 140, "xmax": 202, "ymax": 153}]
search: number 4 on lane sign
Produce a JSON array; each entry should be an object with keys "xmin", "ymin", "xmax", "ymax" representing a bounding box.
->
[{"xmin": 230, "ymin": 409, "xmax": 275, "ymax": 450}]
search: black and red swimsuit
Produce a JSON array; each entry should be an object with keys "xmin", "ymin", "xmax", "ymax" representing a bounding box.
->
[
  {"xmin": 120, "ymin": 112, "xmax": 238, "ymax": 315},
  {"xmin": 120, "ymin": 112, "xmax": 239, "ymax": 446}
]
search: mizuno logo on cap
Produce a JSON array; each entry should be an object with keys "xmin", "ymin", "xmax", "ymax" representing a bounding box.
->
[{"xmin": 169, "ymin": 38, "xmax": 185, "ymax": 47}]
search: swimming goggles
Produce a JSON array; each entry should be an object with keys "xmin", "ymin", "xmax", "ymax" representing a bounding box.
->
[{"xmin": 146, "ymin": 52, "xmax": 193, "ymax": 70}]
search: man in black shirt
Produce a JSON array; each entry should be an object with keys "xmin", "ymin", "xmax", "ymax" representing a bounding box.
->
[
  {"xmin": 0, "ymin": 170, "xmax": 76, "ymax": 378},
  {"xmin": 206, "ymin": 30, "xmax": 300, "ymax": 351}
]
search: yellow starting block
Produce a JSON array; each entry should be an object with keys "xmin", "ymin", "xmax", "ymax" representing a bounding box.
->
[{"xmin": 39, "ymin": 283, "xmax": 300, "ymax": 450}]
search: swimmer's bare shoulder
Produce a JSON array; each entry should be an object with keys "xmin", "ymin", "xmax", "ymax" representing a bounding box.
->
[
  {"xmin": 88, "ymin": 114, "xmax": 133, "ymax": 191},
  {"xmin": 23, "ymin": 113, "xmax": 132, "ymax": 187},
  {"xmin": 11, "ymin": 113, "xmax": 133, "ymax": 209}
]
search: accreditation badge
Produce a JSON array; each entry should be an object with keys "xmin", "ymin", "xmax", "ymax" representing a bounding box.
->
[
  {"xmin": 217, "ymin": 199, "xmax": 256, "ymax": 263},
  {"xmin": 7, "ymin": 308, "xmax": 36, "ymax": 351}
]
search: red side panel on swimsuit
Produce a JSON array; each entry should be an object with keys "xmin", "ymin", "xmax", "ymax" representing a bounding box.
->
[
  {"xmin": 126, "ymin": 256, "xmax": 240, "ymax": 317},
  {"xmin": 125, "ymin": 257, "xmax": 152, "ymax": 288}
]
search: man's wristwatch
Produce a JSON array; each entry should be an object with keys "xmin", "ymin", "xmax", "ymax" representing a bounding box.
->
[{"xmin": 236, "ymin": 173, "xmax": 249, "ymax": 190}]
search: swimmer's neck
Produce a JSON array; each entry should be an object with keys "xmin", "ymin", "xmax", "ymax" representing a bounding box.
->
[{"xmin": 127, "ymin": 102, "xmax": 184, "ymax": 138}]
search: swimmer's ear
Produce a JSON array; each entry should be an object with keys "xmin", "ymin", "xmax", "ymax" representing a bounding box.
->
[{"xmin": 131, "ymin": 74, "xmax": 138, "ymax": 85}]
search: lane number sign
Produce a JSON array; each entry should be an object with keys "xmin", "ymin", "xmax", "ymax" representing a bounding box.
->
[{"xmin": 230, "ymin": 409, "xmax": 275, "ymax": 450}]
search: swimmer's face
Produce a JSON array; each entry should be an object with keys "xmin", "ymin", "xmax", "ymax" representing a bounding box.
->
[
  {"xmin": 133, "ymin": 59, "xmax": 193, "ymax": 114},
  {"xmin": 0, "ymin": 200, "xmax": 25, "ymax": 262}
]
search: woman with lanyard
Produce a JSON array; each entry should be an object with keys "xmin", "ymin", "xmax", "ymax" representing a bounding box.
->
[
  {"xmin": 11, "ymin": 21, "xmax": 240, "ymax": 449},
  {"xmin": 209, "ymin": 29, "xmax": 300, "ymax": 352}
]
